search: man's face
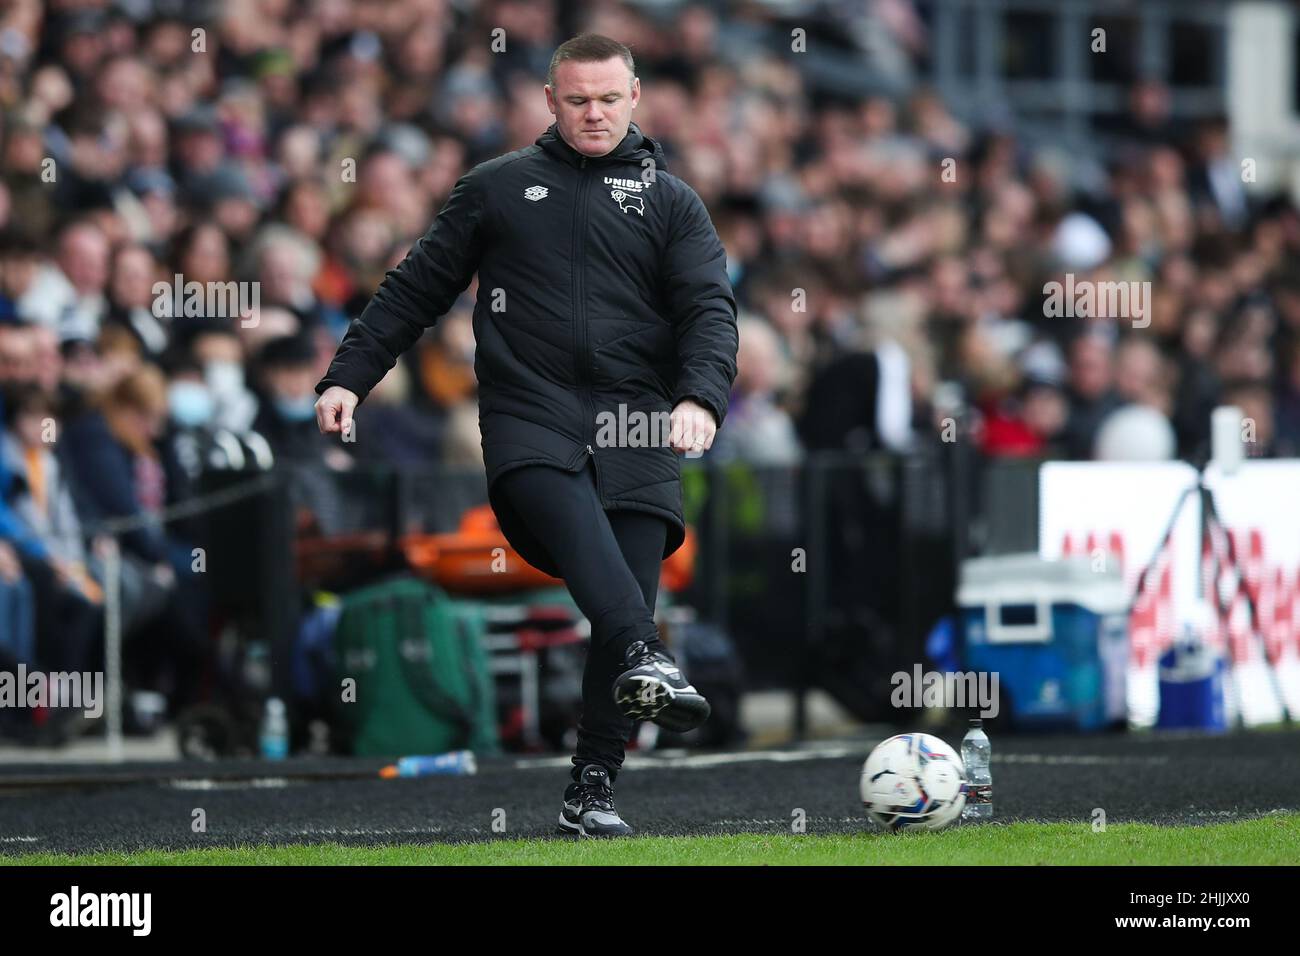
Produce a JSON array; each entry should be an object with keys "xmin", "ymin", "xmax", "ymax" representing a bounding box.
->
[
  {"xmin": 0, "ymin": 327, "xmax": 36, "ymax": 385},
  {"xmin": 60, "ymin": 227, "xmax": 110, "ymax": 295},
  {"xmin": 1070, "ymin": 336, "xmax": 1112, "ymax": 400},
  {"xmin": 545, "ymin": 57, "xmax": 640, "ymax": 157}
]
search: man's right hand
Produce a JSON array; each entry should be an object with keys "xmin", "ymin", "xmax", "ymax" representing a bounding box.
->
[{"xmin": 315, "ymin": 386, "xmax": 359, "ymax": 438}]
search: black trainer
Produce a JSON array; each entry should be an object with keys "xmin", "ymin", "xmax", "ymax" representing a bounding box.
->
[
  {"xmin": 612, "ymin": 640, "xmax": 711, "ymax": 733},
  {"xmin": 557, "ymin": 764, "xmax": 633, "ymax": 837}
]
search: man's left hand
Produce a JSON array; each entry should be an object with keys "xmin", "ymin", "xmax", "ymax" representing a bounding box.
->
[{"xmin": 669, "ymin": 399, "xmax": 717, "ymax": 457}]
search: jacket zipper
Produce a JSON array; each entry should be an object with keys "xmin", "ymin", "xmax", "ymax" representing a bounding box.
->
[
  {"xmin": 572, "ymin": 155, "xmax": 603, "ymax": 501},
  {"xmin": 574, "ymin": 155, "xmax": 589, "ymax": 387}
]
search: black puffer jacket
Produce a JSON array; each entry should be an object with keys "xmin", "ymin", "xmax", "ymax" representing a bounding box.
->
[{"xmin": 316, "ymin": 121, "xmax": 739, "ymax": 575}]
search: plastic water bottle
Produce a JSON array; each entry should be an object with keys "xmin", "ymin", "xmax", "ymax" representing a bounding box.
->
[
  {"xmin": 259, "ymin": 697, "xmax": 289, "ymax": 760},
  {"xmin": 379, "ymin": 751, "xmax": 478, "ymax": 778},
  {"xmin": 961, "ymin": 719, "xmax": 992, "ymax": 820}
]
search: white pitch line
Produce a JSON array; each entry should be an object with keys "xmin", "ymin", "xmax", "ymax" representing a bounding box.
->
[
  {"xmin": 711, "ymin": 817, "xmax": 861, "ymax": 827},
  {"xmin": 0, "ymin": 836, "xmax": 41, "ymax": 843},
  {"xmin": 167, "ymin": 778, "xmax": 292, "ymax": 790},
  {"xmin": 513, "ymin": 746, "xmax": 1167, "ymax": 771},
  {"xmin": 266, "ymin": 826, "xmax": 457, "ymax": 838},
  {"xmin": 513, "ymin": 745, "xmax": 860, "ymax": 772},
  {"xmin": 995, "ymin": 754, "xmax": 1170, "ymax": 766},
  {"xmin": 621, "ymin": 747, "xmax": 861, "ymax": 770}
]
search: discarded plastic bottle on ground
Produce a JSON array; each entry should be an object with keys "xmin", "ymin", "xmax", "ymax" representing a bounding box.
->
[
  {"xmin": 259, "ymin": 697, "xmax": 289, "ymax": 760},
  {"xmin": 380, "ymin": 750, "xmax": 477, "ymax": 778},
  {"xmin": 961, "ymin": 718, "xmax": 992, "ymax": 820}
]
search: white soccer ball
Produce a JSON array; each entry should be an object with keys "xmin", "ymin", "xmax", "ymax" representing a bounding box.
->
[{"xmin": 860, "ymin": 733, "xmax": 967, "ymax": 831}]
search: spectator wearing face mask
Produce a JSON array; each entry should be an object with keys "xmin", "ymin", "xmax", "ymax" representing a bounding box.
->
[
  {"xmin": 254, "ymin": 332, "xmax": 350, "ymax": 535},
  {"xmin": 161, "ymin": 349, "xmax": 273, "ymax": 479},
  {"xmin": 186, "ymin": 323, "xmax": 259, "ymax": 434},
  {"xmin": 253, "ymin": 332, "xmax": 344, "ymax": 464}
]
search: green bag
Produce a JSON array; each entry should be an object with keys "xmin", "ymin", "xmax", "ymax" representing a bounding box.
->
[{"xmin": 334, "ymin": 576, "xmax": 499, "ymax": 757}]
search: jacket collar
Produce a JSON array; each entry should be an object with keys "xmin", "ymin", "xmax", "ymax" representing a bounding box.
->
[{"xmin": 536, "ymin": 120, "xmax": 668, "ymax": 172}]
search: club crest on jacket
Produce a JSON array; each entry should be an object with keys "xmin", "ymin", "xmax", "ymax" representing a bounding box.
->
[{"xmin": 605, "ymin": 176, "xmax": 650, "ymax": 216}]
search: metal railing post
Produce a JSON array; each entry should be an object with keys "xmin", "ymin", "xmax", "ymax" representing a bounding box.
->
[
  {"xmin": 797, "ymin": 454, "xmax": 829, "ymax": 741},
  {"xmin": 100, "ymin": 535, "xmax": 124, "ymax": 762}
]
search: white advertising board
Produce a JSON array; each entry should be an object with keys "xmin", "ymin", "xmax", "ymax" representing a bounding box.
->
[{"xmin": 1040, "ymin": 462, "xmax": 1200, "ymax": 728}]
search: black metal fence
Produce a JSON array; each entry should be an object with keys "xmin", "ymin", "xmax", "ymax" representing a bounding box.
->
[{"xmin": 192, "ymin": 444, "xmax": 1045, "ymax": 735}]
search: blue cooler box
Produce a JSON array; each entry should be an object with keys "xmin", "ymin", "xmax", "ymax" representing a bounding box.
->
[{"xmin": 958, "ymin": 554, "xmax": 1128, "ymax": 731}]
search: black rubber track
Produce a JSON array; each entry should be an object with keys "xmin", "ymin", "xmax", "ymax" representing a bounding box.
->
[{"xmin": 0, "ymin": 729, "xmax": 1297, "ymax": 857}]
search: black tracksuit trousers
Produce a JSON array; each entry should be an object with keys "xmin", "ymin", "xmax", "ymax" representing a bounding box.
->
[{"xmin": 494, "ymin": 457, "xmax": 668, "ymax": 783}]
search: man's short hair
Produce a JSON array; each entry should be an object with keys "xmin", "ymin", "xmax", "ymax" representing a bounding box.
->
[{"xmin": 547, "ymin": 33, "xmax": 635, "ymax": 90}]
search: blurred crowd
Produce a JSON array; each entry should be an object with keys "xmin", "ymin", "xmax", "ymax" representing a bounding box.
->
[
  {"xmin": 1, "ymin": 0, "xmax": 1298, "ymax": 720},
  {"xmin": 713, "ymin": 79, "xmax": 1300, "ymax": 468}
]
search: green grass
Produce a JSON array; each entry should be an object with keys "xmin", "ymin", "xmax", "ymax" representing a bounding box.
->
[{"xmin": 6, "ymin": 813, "xmax": 1299, "ymax": 866}]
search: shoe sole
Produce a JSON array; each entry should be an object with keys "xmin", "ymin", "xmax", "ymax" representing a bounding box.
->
[
  {"xmin": 614, "ymin": 675, "xmax": 711, "ymax": 733},
  {"xmin": 557, "ymin": 811, "xmax": 631, "ymax": 838}
]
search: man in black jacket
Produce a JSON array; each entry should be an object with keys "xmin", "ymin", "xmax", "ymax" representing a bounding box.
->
[{"xmin": 315, "ymin": 34, "xmax": 738, "ymax": 836}]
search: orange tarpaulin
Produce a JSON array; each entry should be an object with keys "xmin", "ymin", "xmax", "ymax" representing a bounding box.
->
[{"xmin": 401, "ymin": 504, "xmax": 697, "ymax": 594}]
